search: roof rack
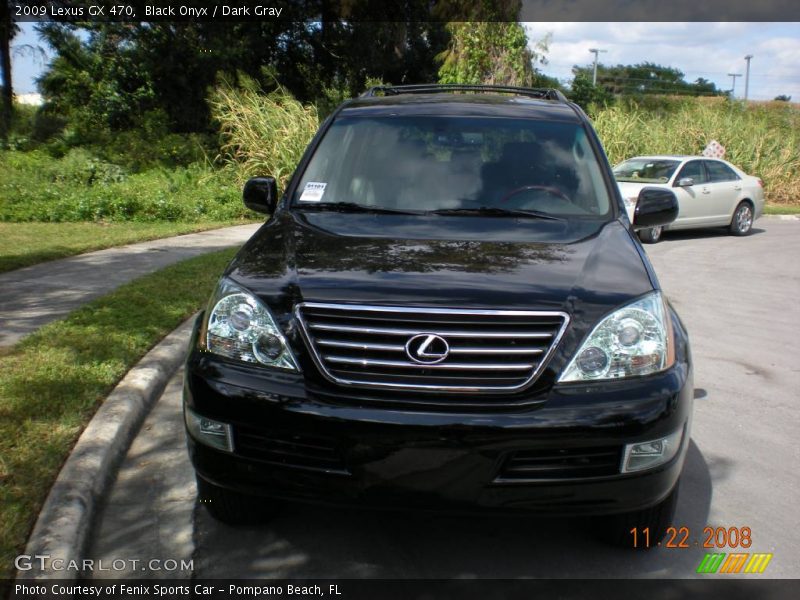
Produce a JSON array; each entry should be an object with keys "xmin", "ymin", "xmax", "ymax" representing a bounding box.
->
[{"xmin": 361, "ymin": 84, "xmax": 568, "ymax": 103}]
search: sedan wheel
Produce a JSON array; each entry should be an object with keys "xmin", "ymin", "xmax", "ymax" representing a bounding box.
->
[
  {"xmin": 730, "ymin": 202, "xmax": 754, "ymax": 236},
  {"xmin": 638, "ymin": 226, "xmax": 663, "ymax": 244}
]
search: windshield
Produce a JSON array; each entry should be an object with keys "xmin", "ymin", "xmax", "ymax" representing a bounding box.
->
[
  {"xmin": 613, "ymin": 158, "xmax": 681, "ymax": 183},
  {"xmin": 293, "ymin": 116, "xmax": 611, "ymax": 217}
]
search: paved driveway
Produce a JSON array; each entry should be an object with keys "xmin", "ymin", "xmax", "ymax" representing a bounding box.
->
[{"xmin": 87, "ymin": 219, "xmax": 800, "ymax": 579}]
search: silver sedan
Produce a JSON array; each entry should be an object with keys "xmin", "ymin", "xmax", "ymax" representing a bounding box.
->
[{"xmin": 615, "ymin": 155, "xmax": 765, "ymax": 243}]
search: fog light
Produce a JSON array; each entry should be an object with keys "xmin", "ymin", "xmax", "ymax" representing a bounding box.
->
[
  {"xmin": 185, "ymin": 407, "xmax": 233, "ymax": 452},
  {"xmin": 622, "ymin": 427, "xmax": 684, "ymax": 473}
]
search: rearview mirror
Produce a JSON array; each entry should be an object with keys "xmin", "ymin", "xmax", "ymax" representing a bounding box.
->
[
  {"xmin": 243, "ymin": 177, "xmax": 278, "ymax": 214},
  {"xmin": 633, "ymin": 187, "xmax": 679, "ymax": 230},
  {"xmin": 675, "ymin": 177, "xmax": 694, "ymax": 187}
]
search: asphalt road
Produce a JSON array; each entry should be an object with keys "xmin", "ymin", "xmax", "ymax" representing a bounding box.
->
[{"xmin": 88, "ymin": 218, "xmax": 800, "ymax": 579}]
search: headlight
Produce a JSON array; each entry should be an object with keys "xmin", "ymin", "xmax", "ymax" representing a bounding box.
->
[
  {"xmin": 201, "ymin": 278, "xmax": 300, "ymax": 371},
  {"xmin": 558, "ymin": 291, "xmax": 674, "ymax": 382}
]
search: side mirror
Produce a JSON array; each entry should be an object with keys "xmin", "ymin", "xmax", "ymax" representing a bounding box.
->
[
  {"xmin": 243, "ymin": 176, "xmax": 278, "ymax": 214},
  {"xmin": 633, "ymin": 187, "xmax": 679, "ymax": 230},
  {"xmin": 675, "ymin": 177, "xmax": 694, "ymax": 187}
]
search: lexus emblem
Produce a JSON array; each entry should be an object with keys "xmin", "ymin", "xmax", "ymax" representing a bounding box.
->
[{"xmin": 405, "ymin": 333, "xmax": 450, "ymax": 364}]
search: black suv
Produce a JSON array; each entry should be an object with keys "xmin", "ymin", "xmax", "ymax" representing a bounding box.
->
[{"xmin": 184, "ymin": 84, "xmax": 690, "ymax": 545}]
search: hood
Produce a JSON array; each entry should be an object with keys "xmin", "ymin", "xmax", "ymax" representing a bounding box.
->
[{"xmin": 228, "ymin": 211, "xmax": 655, "ymax": 325}]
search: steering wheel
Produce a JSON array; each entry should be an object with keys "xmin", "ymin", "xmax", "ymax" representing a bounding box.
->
[{"xmin": 500, "ymin": 185, "xmax": 571, "ymax": 204}]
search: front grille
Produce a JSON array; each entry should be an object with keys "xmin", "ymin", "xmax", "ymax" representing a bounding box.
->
[
  {"xmin": 296, "ymin": 303, "xmax": 569, "ymax": 393},
  {"xmin": 495, "ymin": 446, "xmax": 622, "ymax": 482},
  {"xmin": 235, "ymin": 426, "xmax": 349, "ymax": 475}
]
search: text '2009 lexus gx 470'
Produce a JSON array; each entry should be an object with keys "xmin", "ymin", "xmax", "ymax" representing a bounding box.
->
[{"xmin": 183, "ymin": 84, "xmax": 691, "ymax": 545}]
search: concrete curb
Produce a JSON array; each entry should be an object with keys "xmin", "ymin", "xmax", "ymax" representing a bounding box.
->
[
  {"xmin": 17, "ymin": 315, "xmax": 197, "ymax": 581},
  {"xmin": 764, "ymin": 214, "xmax": 800, "ymax": 220}
]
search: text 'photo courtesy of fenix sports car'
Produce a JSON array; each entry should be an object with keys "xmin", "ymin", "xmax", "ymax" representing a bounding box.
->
[{"xmin": 182, "ymin": 84, "xmax": 692, "ymax": 546}]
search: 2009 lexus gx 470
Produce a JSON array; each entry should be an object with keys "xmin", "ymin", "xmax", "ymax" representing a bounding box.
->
[{"xmin": 184, "ymin": 85, "xmax": 690, "ymax": 545}]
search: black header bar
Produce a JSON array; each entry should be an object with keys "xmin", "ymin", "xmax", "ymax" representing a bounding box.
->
[{"xmin": 7, "ymin": 0, "xmax": 800, "ymax": 23}]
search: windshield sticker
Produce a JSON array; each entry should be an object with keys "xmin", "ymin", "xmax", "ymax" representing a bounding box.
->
[{"xmin": 299, "ymin": 182, "xmax": 327, "ymax": 202}]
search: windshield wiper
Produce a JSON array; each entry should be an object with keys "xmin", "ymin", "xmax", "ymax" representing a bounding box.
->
[
  {"xmin": 294, "ymin": 202, "xmax": 423, "ymax": 215},
  {"xmin": 429, "ymin": 206, "xmax": 565, "ymax": 221}
]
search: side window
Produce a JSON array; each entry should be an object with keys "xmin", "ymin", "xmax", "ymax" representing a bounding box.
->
[
  {"xmin": 676, "ymin": 161, "xmax": 708, "ymax": 185},
  {"xmin": 704, "ymin": 160, "xmax": 740, "ymax": 183}
]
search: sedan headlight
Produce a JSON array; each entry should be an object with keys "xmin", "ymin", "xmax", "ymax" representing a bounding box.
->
[
  {"xmin": 201, "ymin": 278, "xmax": 300, "ymax": 371},
  {"xmin": 559, "ymin": 291, "xmax": 674, "ymax": 382}
]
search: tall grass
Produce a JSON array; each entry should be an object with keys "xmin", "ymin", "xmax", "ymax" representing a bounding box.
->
[
  {"xmin": 592, "ymin": 98, "xmax": 800, "ymax": 204},
  {"xmin": 209, "ymin": 75, "xmax": 320, "ymax": 190}
]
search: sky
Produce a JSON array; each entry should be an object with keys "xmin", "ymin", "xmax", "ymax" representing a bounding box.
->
[
  {"xmin": 524, "ymin": 22, "xmax": 800, "ymax": 101},
  {"xmin": 10, "ymin": 21, "xmax": 800, "ymax": 101}
]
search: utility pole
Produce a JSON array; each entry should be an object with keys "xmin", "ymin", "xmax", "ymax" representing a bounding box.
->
[
  {"xmin": 744, "ymin": 55, "xmax": 753, "ymax": 101},
  {"xmin": 728, "ymin": 73, "xmax": 742, "ymax": 97},
  {"xmin": 588, "ymin": 48, "xmax": 607, "ymax": 86}
]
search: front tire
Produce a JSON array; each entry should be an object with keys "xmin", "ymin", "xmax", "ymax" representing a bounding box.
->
[
  {"xmin": 638, "ymin": 226, "xmax": 663, "ymax": 244},
  {"xmin": 730, "ymin": 202, "xmax": 754, "ymax": 236},
  {"xmin": 196, "ymin": 476, "xmax": 280, "ymax": 525},
  {"xmin": 596, "ymin": 484, "xmax": 680, "ymax": 548}
]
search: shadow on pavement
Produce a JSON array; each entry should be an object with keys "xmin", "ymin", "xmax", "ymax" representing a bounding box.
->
[{"xmin": 656, "ymin": 227, "xmax": 766, "ymax": 244}]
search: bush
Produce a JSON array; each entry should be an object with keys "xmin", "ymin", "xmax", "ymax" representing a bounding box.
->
[
  {"xmin": 0, "ymin": 150, "xmax": 251, "ymax": 222},
  {"xmin": 209, "ymin": 74, "xmax": 319, "ymax": 190}
]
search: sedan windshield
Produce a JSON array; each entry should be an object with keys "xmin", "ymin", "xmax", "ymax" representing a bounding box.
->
[
  {"xmin": 614, "ymin": 158, "xmax": 681, "ymax": 183},
  {"xmin": 293, "ymin": 116, "xmax": 611, "ymax": 217}
]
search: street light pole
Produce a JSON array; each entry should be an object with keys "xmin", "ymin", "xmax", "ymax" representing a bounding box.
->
[
  {"xmin": 728, "ymin": 73, "xmax": 742, "ymax": 97},
  {"xmin": 744, "ymin": 55, "xmax": 753, "ymax": 101},
  {"xmin": 588, "ymin": 48, "xmax": 607, "ymax": 86}
]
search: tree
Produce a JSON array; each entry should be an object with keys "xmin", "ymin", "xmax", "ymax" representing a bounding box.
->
[
  {"xmin": 571, "ymin": 62, "xmax": 725, "ymax": 97},
  {"xmin": 437, "ymin": 21, "xmax": 546, "ymax": 86},
  {"xmin": 0, "ymin": 0, "xmax": 19, "ymax": 137},
  {"xmin": 774, "ymin": 94, "xmax": 792, "ymax": 102},
  {"xmin": 36, "ymin": 16, "xmax": 449, "ymax": 134},
  {"xmin": 568, "ymin": 75, "xmax": 613, "ymax": 112}
]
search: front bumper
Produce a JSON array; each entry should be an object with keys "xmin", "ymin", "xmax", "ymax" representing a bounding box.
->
[{"xmin": 184, "ymin": 320, "xmax": 693, "ymax": 516}]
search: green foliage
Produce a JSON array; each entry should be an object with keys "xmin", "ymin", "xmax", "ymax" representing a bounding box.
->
[
  {"xmin": 437, "ymin": 22, "xmax": 543, "ymax": 86},
  {"xmin": 35, "ymin": 18, "xmax": 449, "ymax": 137},
  {"xmin": 568, "ymin": 76, "xmax": 614, "ymax": 112},
  {"xmin": 593, "ymin": 97, "xmax": 800, "ymax": 203},
  {"xmin": 36, "ymin": 24, "xmax": 157, "ymax": 135},
  {"xmin": 0, "ymin": 149, "xmax": 251, "ymax": 222},
  {"xmin": 572, "ymin": 62, "xmax": 726, "ymax": 98},
  {"xmin": 209, "ymin": 74, "xmax": 320, "ymax": 190}
]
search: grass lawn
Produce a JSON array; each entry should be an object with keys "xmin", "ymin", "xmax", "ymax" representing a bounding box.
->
[
  {"xmin": 764, "ymin": 203, "xmax": 800, "ymax": 215},
  {"xmin": 0, "ymin": 247, "xmax": 237, "ymax": 579},
  {"xmin": 0, "ymin": 221, "xmax": 253, "ymax": 274}
]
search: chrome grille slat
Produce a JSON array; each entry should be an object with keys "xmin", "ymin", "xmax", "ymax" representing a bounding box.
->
[
  {"xmin": 308, "ymin": 322, "xmax": 554, "ymax": 338},
  {"xmin": 315, "ymin": 339, "xmax": 544, "ymax": 355},
  {"xmin": 296, "ymin": 303, "xmax": 569, "ymax": 394},
  {"xmin": 449, "ymin": 347, "xmax": 544, "ymax": 355},
  {"xmin": 323, "ymin": 355, "xmax": 535, "ymax": 370},
  {"xmin": 316, "ymin": 339, "xmax": 406, "ymax": 352}
]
